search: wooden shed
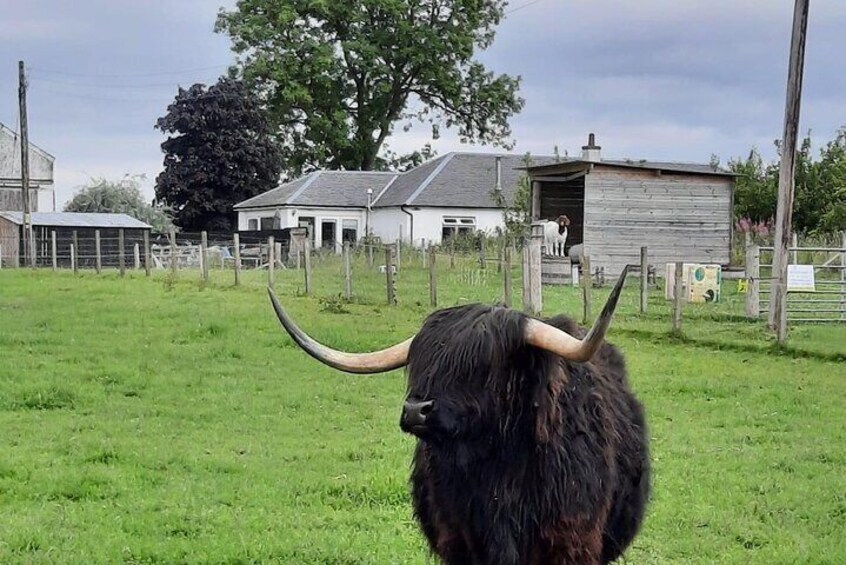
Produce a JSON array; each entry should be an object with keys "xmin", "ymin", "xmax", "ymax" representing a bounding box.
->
[
  {"xmin": 526, "ymin": 135, "xmax": 737, "ymax": 277},
  {"xmin": 0, "ymin": 212, "xmax": 152, "ymax": 268}
]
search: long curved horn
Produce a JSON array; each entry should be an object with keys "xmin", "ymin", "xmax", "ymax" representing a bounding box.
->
[
  {"xmin": 524, "ymin": 266, "xmax": 629, "ymax": 363},
  {"xmin": 267, "ymin": 288, "xmax": 412, "ymax": 374}
]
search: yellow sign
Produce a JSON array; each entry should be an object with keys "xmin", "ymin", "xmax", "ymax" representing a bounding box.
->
[{"xmin": 737, "ymin": 279, "xmax": 748, "ymax": 293}]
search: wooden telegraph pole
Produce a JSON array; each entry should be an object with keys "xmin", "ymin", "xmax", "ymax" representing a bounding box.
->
[
  {"xmin": 769, "ymin": 0, "xmax": 811, "ymax": 345},
  {"xmin": 19, "ymin": 61, "xmax": 35, "ymax": 268}
]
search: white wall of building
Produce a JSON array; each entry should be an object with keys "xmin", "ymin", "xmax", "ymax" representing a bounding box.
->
[
  {"xmin": 237, "ymin": 206, "xmax": 365, "ymax": 251},
  {"xmin": 406, "ymin": 207, "xmax": 504, "ymax": 247},
  {"xmin": 370, "ymin": 207, "xmax": 408, "ymax": 244},
  {"xmin": 36, "ymin": 188, "xmax": 55, "ymax": 212}
]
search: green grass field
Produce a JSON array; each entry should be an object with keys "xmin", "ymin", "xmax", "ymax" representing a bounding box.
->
[{"xmin": 1, "ymin": 260, "xmax": 844, "ymax": 564}]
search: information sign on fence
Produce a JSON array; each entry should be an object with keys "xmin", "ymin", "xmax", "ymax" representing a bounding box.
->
[{"xmin": 787, "ymin": 265, "xmax": 815, "ymax": 292}]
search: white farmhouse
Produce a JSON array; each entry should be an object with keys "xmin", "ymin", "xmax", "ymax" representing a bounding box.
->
[
  {"xmin": 234, "ymin": 152, "xmax": 541, "ymax": 250},
  {"xmin": 0, "ymin": 123, "xmax": 56, "ymax": 212}
]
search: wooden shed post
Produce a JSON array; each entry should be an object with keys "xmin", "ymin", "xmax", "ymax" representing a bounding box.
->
[
  {"xmin": 133, "ymin": 243, "xmax": 140, "ymax": 270},
  {"xmin": 70, "ymin": 244, "xmax": 76, "ymax": 274},
  {"xmin": 745, "ymin": 245, "xmax": 760, "ymax": 319},
  {"xmin": 51, "ymin": 230, "xmax": 57, "ymax": 271},
  {"xmin": 118, "ymin": 228, "xmax": 126, "ymax": 276},
  {"xmin": 531, "ymin": 180, "xmax": 541, "ymax": 220},
  {"xmin": 94, "ymin": 230, "xmax": 101, "ymax": 273},
  {"xmin": 233, "ymin": 233, "xmax": 242, "ymax": 286}
]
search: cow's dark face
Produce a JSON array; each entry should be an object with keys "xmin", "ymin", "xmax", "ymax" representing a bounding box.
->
[{"xmin": 400, "ymin": 305, "xmax": 538, "ymax": 445}]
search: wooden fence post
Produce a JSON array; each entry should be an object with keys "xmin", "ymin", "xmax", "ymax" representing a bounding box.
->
[
  {"xmin": 169, "ymin": 229, "xmax": 178, "ymax": 276},
  {"xmin": 528, "ymin": 222, "xmax": 543, "ymax": 315},
  {"xmin": 304, "ymin": 237, "xmax": 313, "ymax": 296},
  {"xmin": 450, "ymin": 239, "xmax": 456, "ymax": 269},
  {"xmin": 118, "ymin": 228, "xmax": 126, "ymax": 277},
  {"xmin": 521, "ymin": 240, "xmax": 530, "ymax": 311},
  {"xmin": 745, "ymin": 245, "xmax": 760, "ymax": 319},
  {"xmin": 267, "ymin": 236, "xmax": 275, "ymax": 287},
  {"xmin": 386, "ymin": 244, "xmax": 396, "ymax": 305},
  {"xmin": 233, "ymin": 233, "xmax": 241, "ymax": 286},
  {"xmin": 201, "ymin": 231, "xmax": 209, "ymax": 283},
  {"xmin": 70, "ymin": 244, "xmax": 77, "ymax": 274},
  {"xmin": 582, "ymin": 255, "xmax": 592, "ymax": 325},
  {"xmin": 143, "ymin": 231, "xmax": 151, "ymax": 276},
  {"xmin": 93, "ymin": 230, "xmax": 101, "ymax": 273},
  {"xmin": 791, "ymin": 232, "xmax": 799, "ymax": 264},
  {"xmin": 343, "ymin": 241, "xmax": 352, "ymax": 299},
  {"xmin": 51, "ymin": 230, "xmax": 57, "ymax": 271},
  {"xmin": 72, "ymin": 230, "xmax": 80, "ymax": 274},
  {"xmin": 640, "ymin": 246, "xmax": 648, "ymax": 314},
  {"xmin": 672, "ymin": 261, "xmax": 684, "ymax": 333},
  {"xmin": 479, "ymin": 236, "xmax": 486, "ymax": 270},
  {"xmin": 428, "ymin": 245, "xmax": 437, "ymax": 308},
  {"xmin": 133, "ymin": 243, "xmax": 140, "ymax": 270},
  {"xmin": 503, "ymin": 245, "xmax": 512, "ymax": 307}
]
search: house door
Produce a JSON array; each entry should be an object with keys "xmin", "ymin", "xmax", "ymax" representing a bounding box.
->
[{"xmin": 321, "ymin": 220, "xmax": 336, "ymax": 250}]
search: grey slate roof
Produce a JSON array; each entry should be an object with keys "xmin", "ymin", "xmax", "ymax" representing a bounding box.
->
[
  {"xmin": 0, "ymin": 212, "xmax": 151, "ymax": 229},
  {"xmin": 385, "ymin": 153, "xmax": 555, "ymax": 208},
  {"xmin": 234, "ymin": 171, "xmax": 398, "ymax": 209}
]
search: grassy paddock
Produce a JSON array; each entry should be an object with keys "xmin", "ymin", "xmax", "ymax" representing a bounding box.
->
[{"xmin": 0, "ymin": 265, "xmax": 844, "ymax": 564}]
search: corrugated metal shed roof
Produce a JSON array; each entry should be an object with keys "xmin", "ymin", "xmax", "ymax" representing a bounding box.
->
[
  {"xmin": 0, "ymin": 212, "xmax": 152, "ymax": 229},
  {"xmin": 234, "ymin": 171, "xmax": 398, "ymax": 209},
  {"xmin": 526, "ymin": 158, "xmax": 737, "ymax": 176}
]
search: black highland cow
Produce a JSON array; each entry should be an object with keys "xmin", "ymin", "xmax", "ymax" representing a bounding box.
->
[{"xmin": 269, "ymin": 267, "xmax": 650, "ymax": 564}]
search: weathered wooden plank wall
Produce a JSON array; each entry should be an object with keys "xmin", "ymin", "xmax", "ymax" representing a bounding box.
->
[{"xmin": 583, "ymin": 169, "xmax": 733, "ymax": 276}]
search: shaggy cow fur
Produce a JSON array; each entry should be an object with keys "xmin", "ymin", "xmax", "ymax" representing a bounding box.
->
[{"xmin": 401, "ymin": 304, "xmax": 650, "ymax": 564}]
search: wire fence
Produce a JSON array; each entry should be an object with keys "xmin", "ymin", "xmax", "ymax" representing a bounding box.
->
[{"xmin": 3, "ymin": 229, "xmax": 846, "ymax": 335}]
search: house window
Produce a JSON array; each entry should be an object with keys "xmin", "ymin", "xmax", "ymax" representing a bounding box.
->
[
  {"xmin": 260, "ymin": 216, "xmax": 276, "ymax": 230},
  {"xmin": 248, "ymin": 219, "xmax": 258, "ymax": 231},
  {"xmin": 342, "ymin": 219, "xmax": 358, "ymax": 243},
  {"xmin": 442, "ymin": 216, "xmax": 476, "ymax": 240}
]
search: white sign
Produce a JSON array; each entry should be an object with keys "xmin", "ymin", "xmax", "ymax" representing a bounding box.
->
[{"xmin": 787, "ymin": 265, "xmax": 815, "ymax": 292}]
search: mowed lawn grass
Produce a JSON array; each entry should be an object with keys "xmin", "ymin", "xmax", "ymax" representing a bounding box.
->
[{"xmin": 0, "ymin": 263, "xmax": 844, "ymax": 564}]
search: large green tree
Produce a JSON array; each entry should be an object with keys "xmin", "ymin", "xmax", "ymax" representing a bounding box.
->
[
  {"xmin": 729, "ymin": 128, "xmax": 846, "ymax": 236},
  {"xmin": 215, "ymin": 0, "xmax": 523, "ymax": 175},
  {"xmin": 155, "ymin": 77, "xmax": 282, "ymax": 233},
  {"xmin": 64, "ymin": 175, "xmax": 174, "ymax": 233}
]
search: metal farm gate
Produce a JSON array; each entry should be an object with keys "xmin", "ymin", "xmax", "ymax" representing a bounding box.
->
[{"xmin": 747, "ymin": 240, "xmax": 846, "ymax": 324}]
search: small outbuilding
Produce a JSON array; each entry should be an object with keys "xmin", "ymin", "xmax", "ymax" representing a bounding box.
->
[
  {"xmin": 526, "ymin": 135, "xmax": 737, "ymax": 277},
  {"xmin": 0, "ymin": 212, "xmax": 152, "ymax": 268}
]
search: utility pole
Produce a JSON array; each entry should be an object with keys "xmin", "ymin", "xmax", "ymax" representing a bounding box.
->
[
  {"xmin": 769, "ymin": 0, "xmax": 810, "ymax": 345},
  {"xmin": 18, "ymin": 60, "xmax": 35, "ymax": 268}
]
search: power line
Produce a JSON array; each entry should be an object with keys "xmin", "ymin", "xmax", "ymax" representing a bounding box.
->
[
  {"xmin": 29, "ymin": 64, "xmax": 231, "ymax": 79},
  {"xmin": 505, "ymin": 0, "xmax": 545, "ymax": 15},
  {"xmin": 28, "ymin": 75, "xmax": 219, "ymax": 90}
]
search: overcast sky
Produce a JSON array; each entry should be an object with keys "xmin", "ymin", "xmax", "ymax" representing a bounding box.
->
[{"xmin": 1, "ymin": 0, "xmax": 844, "ymax": 207}]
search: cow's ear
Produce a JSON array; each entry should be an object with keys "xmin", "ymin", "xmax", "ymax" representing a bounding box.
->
[{"xmin": 533, "ymin": 365, "xmax": 567, "ymax": 444}]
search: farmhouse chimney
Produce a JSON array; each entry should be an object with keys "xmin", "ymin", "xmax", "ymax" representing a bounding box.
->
[
  {"xmin": 495, "ymin": 156, "xmax": 503, "ymax": 191},
  {"xmin": 581, "ymin": 133, "xmax": 602, "ymax": 162}
]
